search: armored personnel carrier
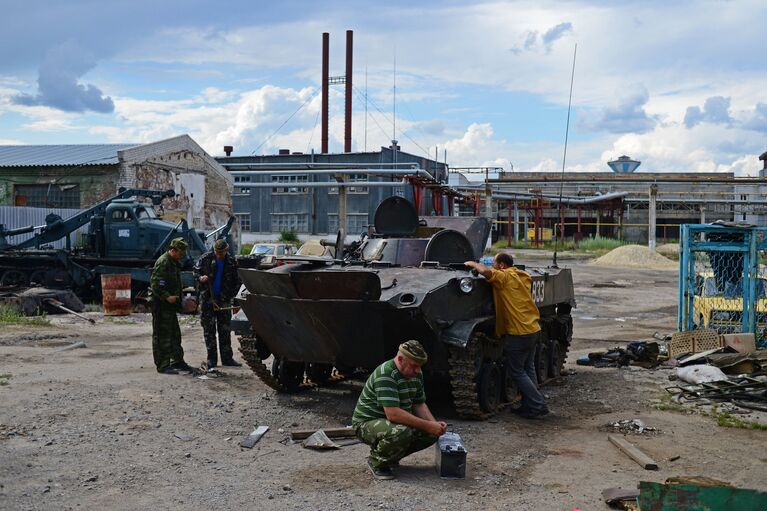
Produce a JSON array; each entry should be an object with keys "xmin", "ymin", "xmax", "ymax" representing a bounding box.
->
[{"xmin": 237, "ymin": 197, "xmax": 575, "ymax": 419}]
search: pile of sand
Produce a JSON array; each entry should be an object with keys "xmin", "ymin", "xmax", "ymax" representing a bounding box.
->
[
  {"xmin": 656, "ymin": 243, "xmax": 679, "ymax": 256},
  {"xmin": 591, "ymin": 244, "xmax": 678, "ymax": 270}
]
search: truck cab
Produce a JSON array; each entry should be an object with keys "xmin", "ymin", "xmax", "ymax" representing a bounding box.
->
[{"xmin": 103, "ymin": 200, "xmax": 176, "ymax": 259}]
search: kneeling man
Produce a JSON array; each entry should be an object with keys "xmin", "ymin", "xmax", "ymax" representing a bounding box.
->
[{"xmin": 352, "ymin": 340, "xmax": 447, "ymax": 480}]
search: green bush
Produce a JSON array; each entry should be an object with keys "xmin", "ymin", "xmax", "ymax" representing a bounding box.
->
[
  {"xmin": 240, "ymin": 243, "xmax": 254, "ymax": 255},
  {"xmin": 279, "ymin": 229, "xmax": 299, "ymax": 244}
]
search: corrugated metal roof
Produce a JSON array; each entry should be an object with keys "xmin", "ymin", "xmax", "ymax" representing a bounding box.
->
[{"xmin": 0, "ymin": 144, "xmax": 139, "ymax": 167}]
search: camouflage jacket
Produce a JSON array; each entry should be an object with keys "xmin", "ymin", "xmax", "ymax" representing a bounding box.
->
[
  {"xmin": 194, "ymin": 251, "xmax": 241, "ymax": 304},
  {"xmin": 150, "ymin": 252, "xmax": 182, "ymax": 311}
]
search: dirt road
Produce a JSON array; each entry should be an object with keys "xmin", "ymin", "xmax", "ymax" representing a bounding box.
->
[{"xmin": 1, "ymin": 259, "xmax": 765, "ymax": 510}]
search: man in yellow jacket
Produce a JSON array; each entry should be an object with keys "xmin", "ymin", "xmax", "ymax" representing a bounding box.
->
[{"xmin": 464, "ymin": 252, "xmax": 549, "ymax": 419}]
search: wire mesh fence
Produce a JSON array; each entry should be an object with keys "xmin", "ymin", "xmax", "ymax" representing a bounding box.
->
[{"xmin": 678, "ymin": 224, "xmax": 767, "ymax": 348}]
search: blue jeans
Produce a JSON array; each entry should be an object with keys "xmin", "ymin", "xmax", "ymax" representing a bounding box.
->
[{"xmin": 503, "ymin": 332, "xmax": 548, "ymax": 414}]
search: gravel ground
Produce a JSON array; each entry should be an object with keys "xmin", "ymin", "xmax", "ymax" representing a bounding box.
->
[{"xmin": 1, "ymin": 257, "xmax": 765, "ymax": 510}]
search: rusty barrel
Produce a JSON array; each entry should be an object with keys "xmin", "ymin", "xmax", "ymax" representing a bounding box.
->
[{"xmin": 101, "ymin": 274, "xmax": 132, "ymax": 315}]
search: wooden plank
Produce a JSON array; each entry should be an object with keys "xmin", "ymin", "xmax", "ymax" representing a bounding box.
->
[
  {"xmin": 608, "ymin": 434, "xmax": 658, "ymax": 470},
  {"xmin": 290, "ymin": 427, "xmax": 356, "ymax": 441},
  {"xmin": 240, "ymin": 425, "xmax": 269, "ymax": 448}
]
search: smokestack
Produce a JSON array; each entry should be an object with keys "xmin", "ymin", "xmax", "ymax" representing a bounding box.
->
[
  {"xmin": 344, "ymin": 30, "xmax": 353, "ymax": 153},
  {"xmin": 223, "ymin": 145, "xmax": 233, "ymax": 156},
  {"xmin": 321, "ymin": 33, "xmax": 329, "ymax": 154}
]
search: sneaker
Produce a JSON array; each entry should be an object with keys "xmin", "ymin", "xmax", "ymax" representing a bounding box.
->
[
  {"xmin": 159, "ymin": 367, "xmax": 179, "ymax": 375},
  {"xmin": 367, "ymin": 460, "xmax": 395, "ymax": 480},
  {"xmin": 221, "ymin": 359, "xmax": 242, "ymax": 367}
]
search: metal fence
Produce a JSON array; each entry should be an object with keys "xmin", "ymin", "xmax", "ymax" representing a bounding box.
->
[
  {"xmin": 678, "ymin": 224, "xmax": 767, "ymax": 348},
  {"xmin": 0, "ymin": 206, "xmax": 86, "ymax": 249}
]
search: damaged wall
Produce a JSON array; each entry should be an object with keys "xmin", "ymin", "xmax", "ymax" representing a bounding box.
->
[{"xmin": 118, "ymin": 135, "xmax": 233, "ymax": 231}]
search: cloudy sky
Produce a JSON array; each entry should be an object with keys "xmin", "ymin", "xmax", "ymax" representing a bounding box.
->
[{"xmin": 1, "ymin": 0, "xmax": 766, "ymax": 175}]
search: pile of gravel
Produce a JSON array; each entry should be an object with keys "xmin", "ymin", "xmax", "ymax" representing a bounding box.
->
[
  {"xmin": 591, "ymin": 244, "xmax": 677, "ymax": 269},
  {"xmin": 656, "ymin": 243, "xmax": 679, "ymax": 256}
]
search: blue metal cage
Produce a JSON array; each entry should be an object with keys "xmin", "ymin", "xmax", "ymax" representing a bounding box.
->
[{"xmin": 678, "ymin": 224, "xmax": 767, "ymax": 348}]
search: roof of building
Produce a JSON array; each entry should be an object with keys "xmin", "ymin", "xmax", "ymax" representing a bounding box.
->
[{"xmin": 0, "ymin": 144, "xmax": 139, "ymax": 167}]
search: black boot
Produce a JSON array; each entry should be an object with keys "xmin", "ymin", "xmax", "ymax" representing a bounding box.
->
[
  {"xmin": 222, "ymin": 358, "xmax": 242, "ymax": 367},
  {"xmin": 207, "ymin": 349, "xmax": 218, "ymax": 369}
]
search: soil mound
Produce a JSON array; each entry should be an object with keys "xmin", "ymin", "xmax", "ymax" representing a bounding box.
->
[
  {"xmin": 592, "ymin": 244, "xmax": 677, "ymax": 270},
  {"xmin": 656, "ymin": 243, "xmax": 679, "ymax": 255}
]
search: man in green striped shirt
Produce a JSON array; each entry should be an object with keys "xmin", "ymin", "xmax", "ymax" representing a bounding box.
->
[{"xmin": 352, "ymin": 340, "xmax": 447, "ymax": 480}]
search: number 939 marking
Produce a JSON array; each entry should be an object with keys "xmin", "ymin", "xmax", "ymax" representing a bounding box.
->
[{"xmin": 531, "ymin": 281, "xmax": 545, "ymax": 303}]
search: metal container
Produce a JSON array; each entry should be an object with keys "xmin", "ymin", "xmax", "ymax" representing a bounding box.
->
[
  {"xmin": 101, "ymin": 274, "xmax": 132, "ymax": 315},
  {"xmin": 435, "ymin": 432, "xmax": 467, "ymax": 479}
]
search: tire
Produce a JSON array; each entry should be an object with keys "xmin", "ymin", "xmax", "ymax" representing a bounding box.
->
[{"xmin": 0, "ymin": 270, "xmax": 29, "ymax": 287}]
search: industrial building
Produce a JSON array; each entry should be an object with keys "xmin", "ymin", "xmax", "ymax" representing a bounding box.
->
[
  {"xmin": 216, "ymin": 144, "xmax": 454, "ymax": 240},
  {"xmin": 454, "ymin": 151, "xmax": 767, "ymax": 246},
  {"xmin": 0, "ymin": 135, "xmax": 234, "ymax": 230}
]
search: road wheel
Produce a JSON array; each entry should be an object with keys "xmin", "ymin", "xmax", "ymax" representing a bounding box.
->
[
  {"xmin": 549, "ymin": 341, "xmax": 562, "ymax": 379},
  {"xmin": 271, "ymin": 358, "xmax": 304, "ymax": 392},
  {"xmin": 535, "ymin": 341, "xmax": 550, "ymax": 385},
  {"xmin": 477, "ymin": 362, "xmax": 502, "ymax": 413},
  {"xmin": 0, "ymin": 270, "xmax": 29, "ymax": 287},
  {"xmin": 306, "ymin": 363, "xmax": 333, "ymax": 384}
]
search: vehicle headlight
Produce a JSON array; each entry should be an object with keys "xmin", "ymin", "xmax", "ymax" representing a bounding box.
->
[{"xmin": 458, "ymin": 277, "xmax": 474, "ymax": 294}]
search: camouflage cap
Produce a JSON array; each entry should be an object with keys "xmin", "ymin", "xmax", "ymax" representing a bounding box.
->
[
  {"xmin": 398, "ymin": 340, "xmax": 428, "ymax": 364},
  {"xmin": 169, "ymin": 237, "xmax": 188, "ymax": 251},
  {"xmin": 213, "ymin": 239, "xmax": 229, "ymax": 251}
]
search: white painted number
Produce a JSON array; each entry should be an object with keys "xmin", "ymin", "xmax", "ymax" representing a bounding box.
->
[{"xmin": 532, "ymin": 281, "xmax": 545, "ymax": 303}]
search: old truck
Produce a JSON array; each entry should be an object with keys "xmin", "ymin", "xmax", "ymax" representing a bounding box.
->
[
  {"xmin": 0, "ymin": 188, "xmax": 234, "ymax": 300},
  {"xmin": 236, "ymin": 197, "xmax": 575, "ymax": 419}
]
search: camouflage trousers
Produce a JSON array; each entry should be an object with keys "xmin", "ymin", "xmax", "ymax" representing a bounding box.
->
[
  {"xmin": 152, "ymin": 307, "xmax": 183, "ymax": 372},
  {"xmin": 200, "ymin": 301, "xmax": 233, "ymax": 365},
  {"xmin": 355, "ymin": 419, "xmax": 438, "ymax": 469}
]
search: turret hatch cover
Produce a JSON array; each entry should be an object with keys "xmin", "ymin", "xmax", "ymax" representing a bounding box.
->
[
  {"xmin": 424, "ymin": 229, "xmax": 475, "ymax": 264},
  {"xmin": 374, "ymin": 196, "xmax": 418, "ymax": 236}
]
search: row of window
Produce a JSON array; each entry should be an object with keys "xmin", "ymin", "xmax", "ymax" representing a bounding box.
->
[
  {"xmin": 234, "ymin": 213, "xmax": 370, "ymax": 233},
  {"xmin": 232, "ymin": 174, "xmax": 375, "ymax": 195}
]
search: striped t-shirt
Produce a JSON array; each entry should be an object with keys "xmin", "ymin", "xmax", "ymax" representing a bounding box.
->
[{"xmin": 352, "ymin": 359, "xmax": 426, "ymax": 426}]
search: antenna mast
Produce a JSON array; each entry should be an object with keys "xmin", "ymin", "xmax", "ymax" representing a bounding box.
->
[{"xmin": 553, "ymin": 43, "xmax": 577, "ymax": 268}]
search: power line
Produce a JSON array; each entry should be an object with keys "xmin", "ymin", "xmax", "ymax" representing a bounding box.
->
[{"xmin": 252, "ymin": 88, "xmax": 319, "ymax": 155}]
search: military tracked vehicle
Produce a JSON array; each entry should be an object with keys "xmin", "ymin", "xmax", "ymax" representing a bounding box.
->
[{"xmin": 237, "ymin": 197, "xmax": 575, "ymax": 419}]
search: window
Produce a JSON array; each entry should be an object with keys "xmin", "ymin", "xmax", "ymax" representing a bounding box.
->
[
  {"xmin": 272, "ymin": 175, "xmax": 309, "ymax": 194},
  {"xmin": 236, "ymin": 187, "xmax": 251, "ymax": 194},
  {"xmin": 271, "ymin": 213, "xmax": 309, "ymax": 233},
  {"xmin": 329, "ymin": 173, "xmax": 369, "ymax": 194},
  {"xmin": 235, "ymin": 213, "xmax": 251, "ymax": 232},
  {"xmin": 234, "ymin": 176, "xmax": 252, "ymax": 183},
  {"xmin": 110, "ymin": 209, "xmax": 134, "ymax": 222},
  {"xmin": 328, "ymin": 213, "xmax": 369, "ymax": 234},
  {"xmin": 14, "ymin": 184, "xmax": 81, "ymax": 208}
]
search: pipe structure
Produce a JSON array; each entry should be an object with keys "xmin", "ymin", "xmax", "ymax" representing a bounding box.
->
[
  {"xmin": 223, "ymin": 162, "xmax": 421, "ymax": 168},
  {"xmin": 230, "ymin": 168, "xmax": 436, "ymax": 179},
  {"xmin": 233, "ymin": 179, "xmax": 409, "ymax": 188},
  {"xmin": 345, "ymin": 30, "xmax": 353, "ymax": 153},
  {"xmin": 321, "ymin": 32, "xmax": 329, "ymax": 154},
  {"xmin": 490, "ymin": 191, "xmax": 628, "ymax": 205}
]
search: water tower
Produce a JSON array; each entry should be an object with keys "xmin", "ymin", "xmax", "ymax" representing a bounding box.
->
[{"xmin": 608, "ymin": 155, "xmax": 641, "ymax": 173}]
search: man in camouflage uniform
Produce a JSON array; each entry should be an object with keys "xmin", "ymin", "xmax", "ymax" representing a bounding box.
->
[
  {"xmin": 150, "ymin": 237, "xmax": 192, "ymax": 374},
  {"xmin": 195, "ymin": 239, "xmax": 242, "ymax": 368},
  {"xmin": 352, "ymin": 340, "xmax": 447, "ymax": 480}
]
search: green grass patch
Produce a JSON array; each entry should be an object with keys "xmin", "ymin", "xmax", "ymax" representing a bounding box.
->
[
  {"xmin": 652, "ymin": 393, "xmax": 690, "ymax": 414},
  {"xmin": 715, "ymin": 411, "xmax": 767, "ymax": 430},
  {"xmin": 0, "ymin": 373, "xmax": 10, "ymax": 386},
  {"xmin": 278, "ymin": 229, "xmax": 299, "ymax": 243},
  {"xmin": 0, "ymin": 304, "xmax": 50, "ymax": 326}
]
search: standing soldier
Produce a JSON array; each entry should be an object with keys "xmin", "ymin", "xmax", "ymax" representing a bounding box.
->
[
  {"xmin": 150, "ymin": 237, "xmax": 192, "ymax": 374},
  {"xmin": 195, "ymin": 239, "xmax": 242, "ymax": 368}
]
